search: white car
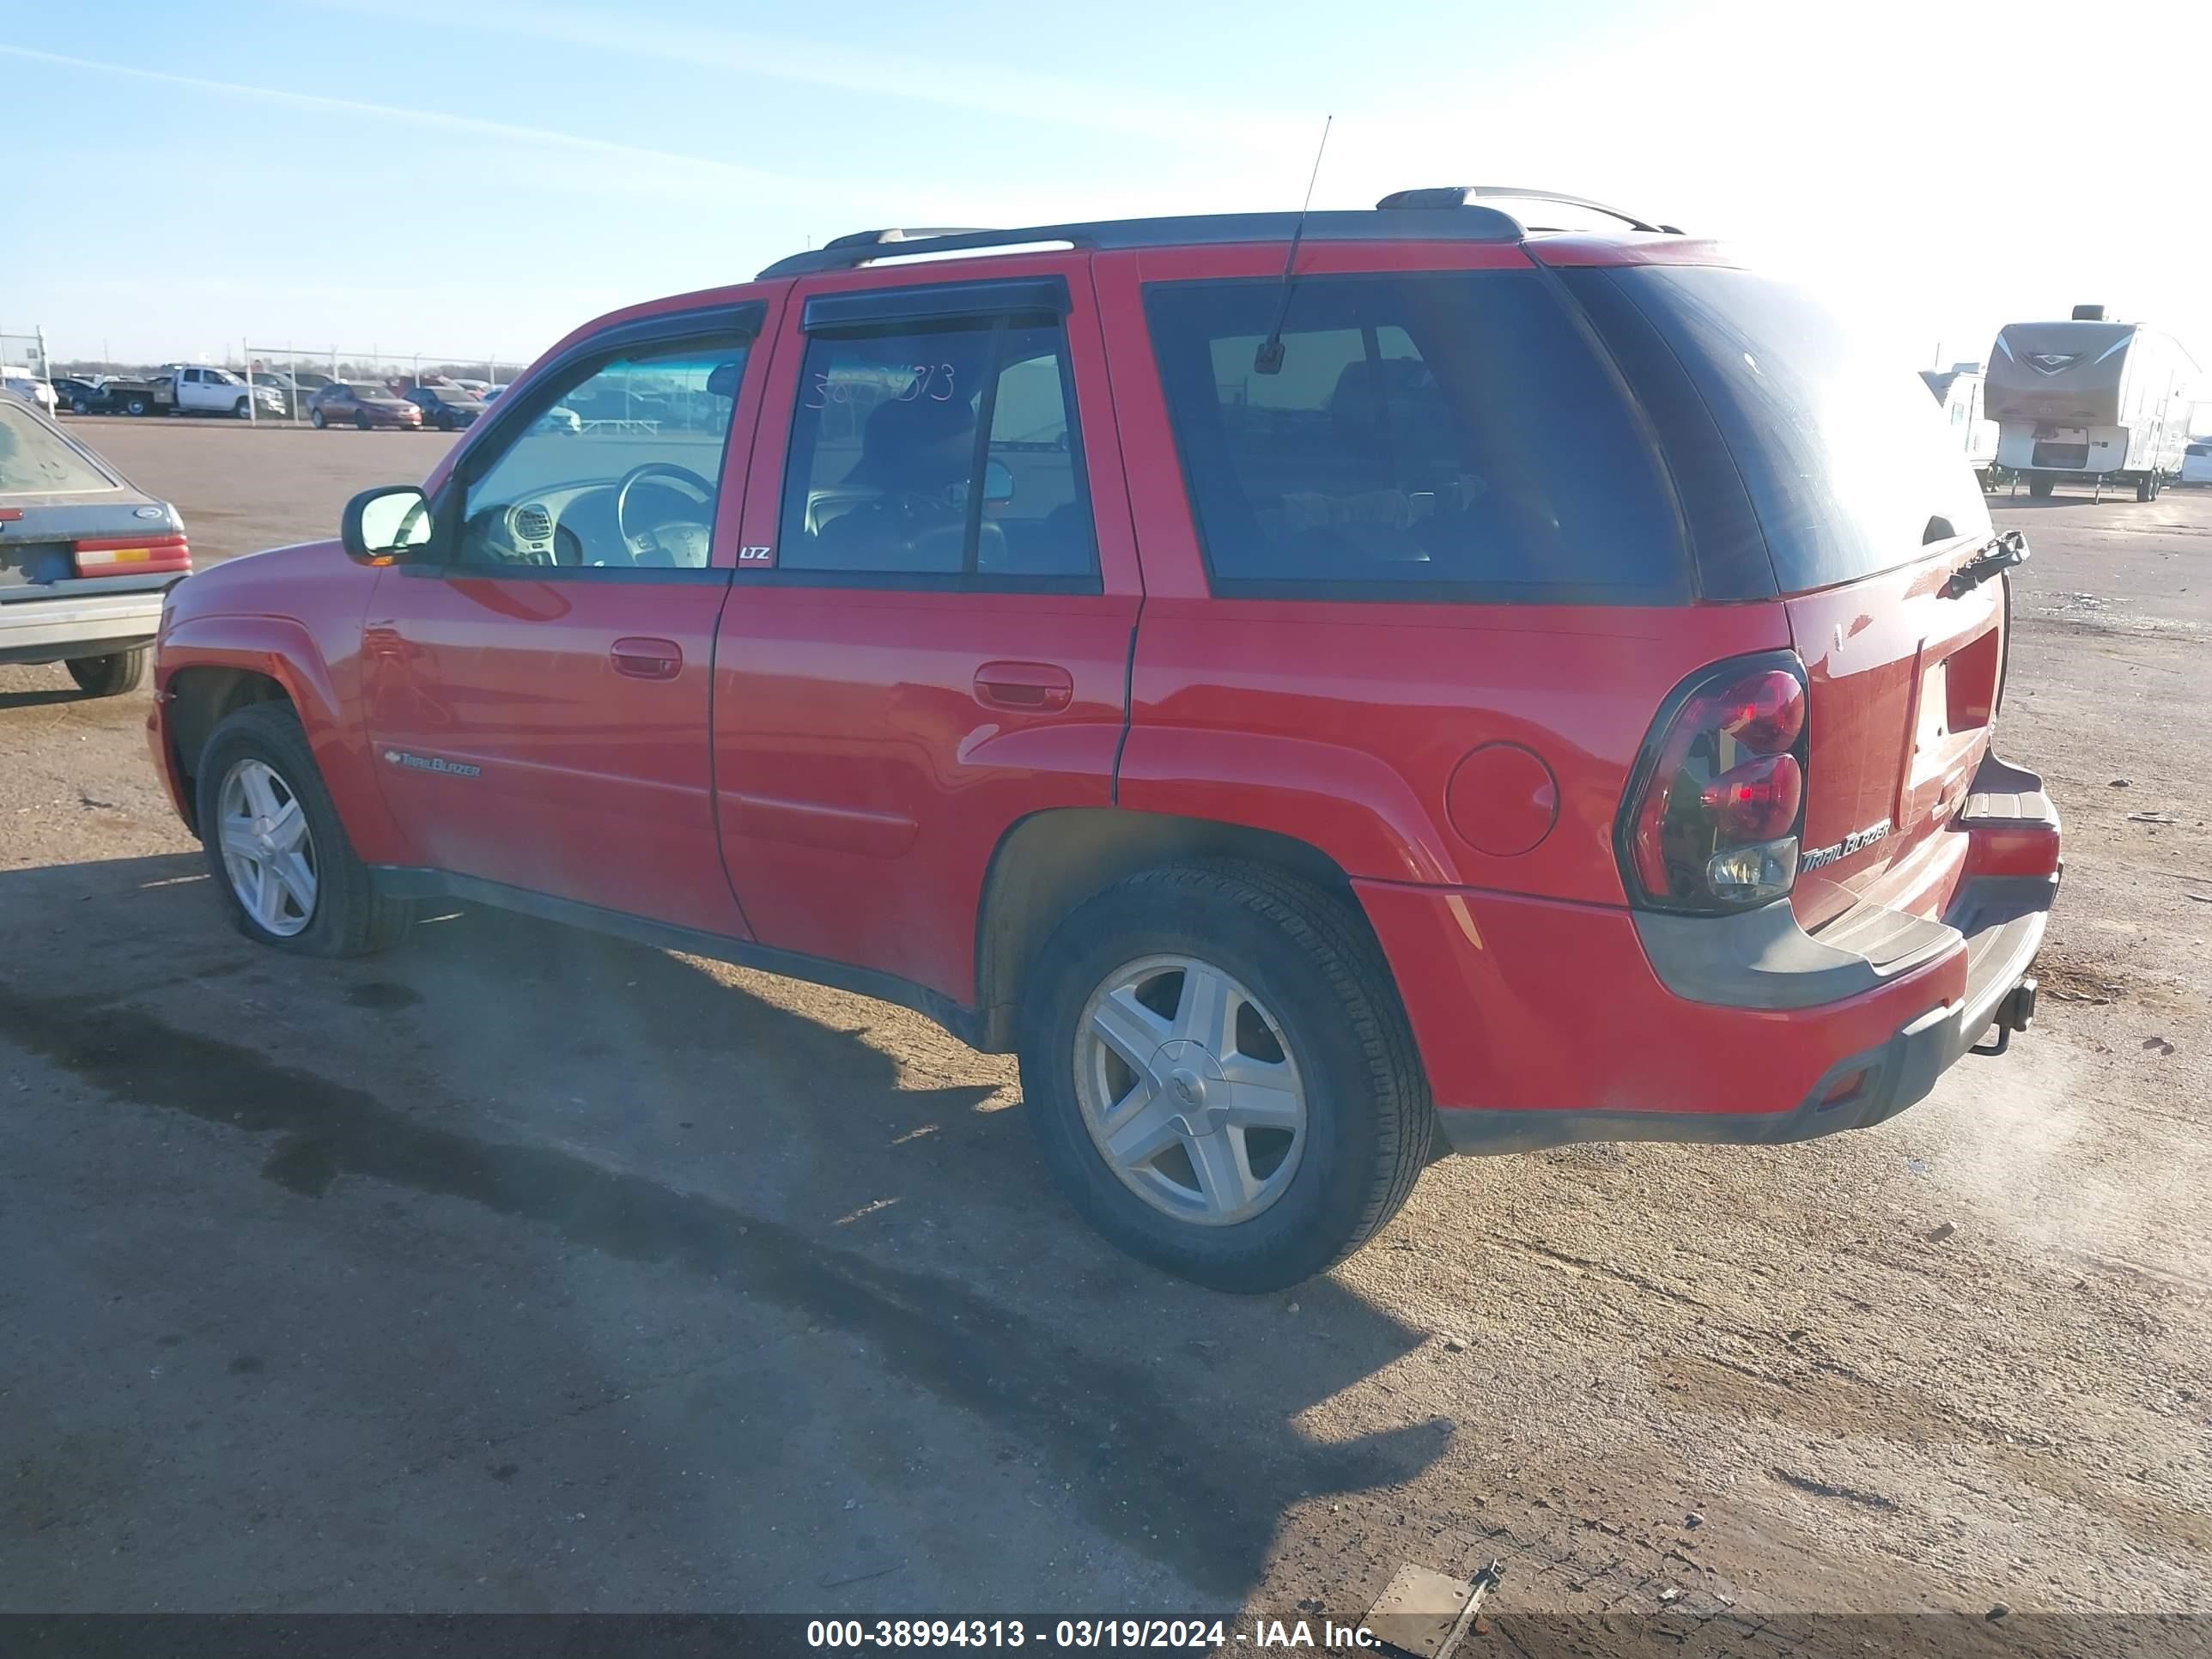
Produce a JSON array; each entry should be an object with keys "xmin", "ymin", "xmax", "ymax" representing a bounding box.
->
[
  {"xmin": 3, "ymin": 372, "xmax": 59, "ymax": 416},
  {"xmin": 482, "ymin": 383, "xmax": 581, "ymax": 434},
  {"xmin": 2182, "ymin": 441, "xmax": 2212, "ymax": 486}
]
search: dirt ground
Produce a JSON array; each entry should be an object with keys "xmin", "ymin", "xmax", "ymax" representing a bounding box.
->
[{"xmin": 3, "ymin": 420, "xmax": 2207, "ymax": 1650}]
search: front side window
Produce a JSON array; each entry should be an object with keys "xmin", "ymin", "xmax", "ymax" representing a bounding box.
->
[
  {"xmin": 778, "ymin": 315, "xmax": 1096, "ymax": 583},
  {"xmin": 458, "ymin": 343, "xmax": 746, "ymax": 572},
  {"xmin": 1145, "ymin": 271, "xmax": 1687, "ymax": 601}
]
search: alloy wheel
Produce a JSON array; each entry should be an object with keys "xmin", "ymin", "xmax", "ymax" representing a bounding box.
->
[
  {"xmin": 217, "ymin": 758, "xmax": 319, "ymax": 937},
  {"xmin": 1072, "ymin": 953, "xmax": 1307, "ymax": 1226}
]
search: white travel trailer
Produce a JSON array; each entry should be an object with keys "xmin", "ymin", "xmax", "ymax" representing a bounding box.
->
[
  {"xmin": 1919, "ymin": 363, "xmax": 2001, "ymax": 484},
  {"xmin": 1986, "ymin": 307, "xmax": 2198, "ymax": 500}
]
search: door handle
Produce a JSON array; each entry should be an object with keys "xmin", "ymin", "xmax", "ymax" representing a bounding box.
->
[
  {"xmin": 975, "ymin": 660, "xmax": 1074, "ymax": 711},
  {"xmin": 611, "ymin": 637, "xmax": 683, "ymax": 680}
]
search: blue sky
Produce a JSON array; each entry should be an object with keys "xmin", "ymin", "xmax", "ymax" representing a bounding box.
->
[{"xmin": 5, "ymin": 0, "xmax": 2208, "ymax": 380}]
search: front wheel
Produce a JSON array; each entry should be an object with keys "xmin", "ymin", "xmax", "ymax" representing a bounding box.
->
[
  {"xmin": 2028, "ymin": 475, "xmax": 2055, "ymax": 499},
  {"xmin": 194, "ymin": 702, "xmax": 413, "ymax": 957},
  {"xmin": 234, "ymin": 398, "xmax": 252, "ymax": 419},
  {"xmin": 355, "ymin": 411, "xmax": 371, "ymax": 431},
  {"xmin": 1019, "ymin": 860, "xmax": 1431, "ymax": 1292},
  {"xmin": 66, "ymin": 648, "xmax": 148, "ymax": 697},
  {"xmin": 310, "ymin": 408, "xmax": 326, "ymax": 428}
]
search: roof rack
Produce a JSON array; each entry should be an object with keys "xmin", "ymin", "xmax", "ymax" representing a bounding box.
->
[
  {"xmin": 757, "ymin": 205, "xmax": 1525, "ymax": 279},
  {"xmin": 1376, "ymin": 185, "xmax": 1680, "ymax": 235},
  {"xmin": 820, "ymin": 227, "xmax": 993, "ymax": 252}
]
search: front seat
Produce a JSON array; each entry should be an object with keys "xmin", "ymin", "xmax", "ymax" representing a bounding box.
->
[{"xmin": 812, "ymin": 394, "xmax": 1005, "ymax": 573}]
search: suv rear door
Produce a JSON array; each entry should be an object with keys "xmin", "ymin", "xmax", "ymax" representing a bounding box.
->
[
  {"xmin": 1549, "ymin": 252, "xmax": 2004, "ymax": 927},
  {"xmin": 711, "ymin": 255, "xmax": 1140, "ymax": 1006}
]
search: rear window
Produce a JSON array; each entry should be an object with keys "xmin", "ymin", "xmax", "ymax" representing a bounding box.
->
[
  {"xmin": 1145, "ymin": 271, "xmax": 1688, "ymax": 603},
  {"xmin": 0, "ymin": 401, "xmax": 115, "ymax": 494},
  {"xmin": 1569, "ymin": 265, "xmax": 1991, "ymax": 594}
]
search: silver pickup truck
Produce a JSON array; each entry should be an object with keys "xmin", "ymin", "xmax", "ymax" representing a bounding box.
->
[{"xmin": 0, "ymin": 398, "xmax": 192, "ymax": 695}]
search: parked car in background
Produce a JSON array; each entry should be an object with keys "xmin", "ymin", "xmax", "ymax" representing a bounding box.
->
[
  {"xmin": 248, "ymin": 374, "xmax": 296, "ymax": 418},
  {"xmin": 101, "ymin": 366, "xmax": 285, "ymax": 419},
  {"xmin": 3, "ymin": 370, "xmax": 60, "ymax": 416},
  {"xmin": 51, "ymin": 376, "xmax": 111, "ymax": 415},
  {"xmin": 0, "ymin": 396, "xmax": 191, "ymax": 696},
  {"xmin": 404, "ymin": 384, "xmax": 487, "ymax": 431},
  {"xmin": 310, "ymin": 382, "xmax": 424, "ymax": 430},
  {"xmin": 2182, "ymin": 441, "xmax": 2212, "ymax": 485},
  {"xmin": 147, "ymin": 189, "xmax": 2061, "ymax": 1291},
  {"xmin": 482, "ymin": 383, "xmax": 581, "ymax": 434}
]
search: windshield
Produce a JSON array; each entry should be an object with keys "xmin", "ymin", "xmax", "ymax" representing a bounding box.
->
[
  {"xmin": 0, "ymin": 401, "xmax": 117, "ymax": 493},
  {"xmin": 343, "ymin": 383, "xmax": 389, "ymax": 398},
  {"xmin": 1570, "ymin": 265, "xmax": 1990, "ymax": 593}
]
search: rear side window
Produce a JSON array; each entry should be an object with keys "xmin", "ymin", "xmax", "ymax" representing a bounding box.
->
[
  {"xmin": 1145, "ymin": 271, "xmax": 1687, "ymax": 603},
  {"xmin": 1570, "ymin": 266, "xmax": 1992, "ymax": 593},
  {"xmin": 778, "ymin": 316, "xmax": 1097, "ymax": 588}
]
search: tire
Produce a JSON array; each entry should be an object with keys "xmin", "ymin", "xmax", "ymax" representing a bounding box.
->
[
  {"xmin": 71, "ymin": 398, "xmax": 92, "ymax": 416},
  {"xmin": 435, "ymin": 412, "xmax": 454, "ymax": 432},
  {"xmin": 356, "ymin": 411, "xmax": 371, "ymax": 431},
  {"xmin": 2135, "ymin": 473, "xmax": 2152, "ymax": 502},
  {"xmin": 234, "ymin": 398, "xmax": 252, "ymax": 419},
  {"xmin": 125, "ymin": 394, "xmax": 151, "ymax": 417},
  {"xmin": 1018, "ymin": 860, "xmax": 1432, "ymax": 1292},
  {"xmin": 310, "ymin": 408, "xmax": 326, "ymax": 429},
  {"xmin": 2028, "ymin": 476, "xmax": 2055, "ymax": 499},
  {"xmin": 194, "ymin": 702, "xmax": 413, "ymax": 957},
  {"xmin": 65, "ymin": 648, "xmax": 148, "ymax": 697}
]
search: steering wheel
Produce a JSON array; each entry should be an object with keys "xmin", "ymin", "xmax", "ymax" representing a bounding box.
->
[{"xmin": 615, "ymin": 462, "xmax": 714, "ymax": 562}]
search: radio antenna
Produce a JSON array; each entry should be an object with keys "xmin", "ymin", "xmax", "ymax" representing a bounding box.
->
[{"xmin": 1254, "ymin": 114, "xmax": 1332, "ymax": 375}]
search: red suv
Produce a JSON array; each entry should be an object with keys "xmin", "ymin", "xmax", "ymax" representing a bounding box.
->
[{"xmin": 147, "ymin": 188, "xmax": 2059, "ymax": 1291}]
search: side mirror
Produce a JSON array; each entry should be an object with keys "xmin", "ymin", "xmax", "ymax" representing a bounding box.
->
[
  {"xmin": 947, "ymin": 461, "xmax": 1017, "ymax": 508},
  {"xmin": 706, "ymin": 362, "xmax": 741, "ymax": 399},
  {"xmin": 342, "ymin": 484, "xmax": 434, "ymax": 562}
]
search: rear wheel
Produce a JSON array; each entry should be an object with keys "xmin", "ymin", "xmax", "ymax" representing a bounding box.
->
[
  {"xmin": 2136, "ymin": 472, "xmax": 2153, "ymax": 502},
  {"xmin": 194, "ymin": 702, "xmax": 412, "ymax": 957},
  {"xmin": 2028, "ymin": 475, "xmax": 2055, "ymax": 499},
  {"xmin": 125, "ymin": 394, "xmax": 151, "ymax": 416},
  {"xmin": 1019, "ymin": 860, "xmax": 1431, "ymax": 1291},
  {"xmin": 66, "ymin": 648, "xmax": 148, "ymax": 697}
]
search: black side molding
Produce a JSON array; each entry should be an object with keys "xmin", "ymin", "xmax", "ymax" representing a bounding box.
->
[{"xmin": 369, "ymin": 866, "xmax": 990, "ymax": 1050}]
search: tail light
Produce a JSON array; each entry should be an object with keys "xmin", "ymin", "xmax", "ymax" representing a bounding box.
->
[
  {"xmin": 1618, "ymin": 651, "xmax": 1808, "ymax": 912},
  {"xmin": 73, "ymin": 532, "xmax": 191, "ymax": 579}
]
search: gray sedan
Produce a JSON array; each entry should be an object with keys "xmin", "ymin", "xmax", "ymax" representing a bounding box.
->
[{"xmin": 0, "ymin": 398, "xmax": 192, "ymax": 696}]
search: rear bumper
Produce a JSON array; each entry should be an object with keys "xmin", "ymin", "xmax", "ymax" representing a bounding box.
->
[
  {"xmin": 0, "ymin": 587, "xmax": 168, "ymax": 665},
  {"xmin": 1363, "ymin": 751, "xmax": 2061, "ymax": 1154}
]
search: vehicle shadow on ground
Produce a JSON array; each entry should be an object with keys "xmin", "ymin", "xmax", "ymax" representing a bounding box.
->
[{"xmin": 0, "ymin": 854, "xmax": 1452, "ymax": 1602}]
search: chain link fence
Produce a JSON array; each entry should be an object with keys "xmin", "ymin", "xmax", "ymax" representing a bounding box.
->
[{"xmin": 241, "ymin": 346, "xmax": 532, "ymax": 423}]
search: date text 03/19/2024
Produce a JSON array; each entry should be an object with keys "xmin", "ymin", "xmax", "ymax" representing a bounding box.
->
[{"xmin": 804, "ymin": 1618, "xmax": 1382, "ymax": 1649}]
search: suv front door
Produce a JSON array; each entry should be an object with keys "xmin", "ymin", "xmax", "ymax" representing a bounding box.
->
[
  {"xmin": 361, "ymin": 301, "xmax": 773, "ymax": 933},
  {"xmin": 713, "ymin": 259, "xmax": 1140, "ymax": 1006}
]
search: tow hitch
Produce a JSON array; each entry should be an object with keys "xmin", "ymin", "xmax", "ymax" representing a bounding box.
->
[{"xmin": 1972, "ymin": 975, "xmax": 2038, "ymax": 1057}]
